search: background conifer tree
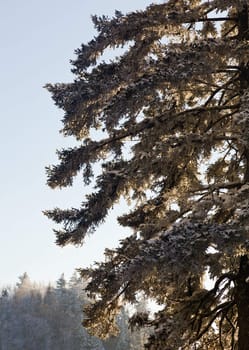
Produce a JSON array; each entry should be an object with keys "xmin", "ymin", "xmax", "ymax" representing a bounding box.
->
[{"xmin": 45, "ymin": 1, "xmax": 249, "ymax": 349}]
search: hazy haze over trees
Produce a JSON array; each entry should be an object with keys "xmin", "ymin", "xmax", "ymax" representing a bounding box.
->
[
  {"xmin": 0, "ymin": 273, "xmax": 146, "ymax": 350},
  {"xmin": 46, "ymin": 1, "xmax": 249, "ymax": 349}
]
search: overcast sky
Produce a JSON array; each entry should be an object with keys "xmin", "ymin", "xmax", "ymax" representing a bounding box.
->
[{"xmin": 0, "ymin": 0, "xmax": 154, "ymax": 286}]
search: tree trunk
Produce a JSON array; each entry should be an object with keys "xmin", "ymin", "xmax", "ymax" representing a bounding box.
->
[
  {"xmin": 239, "ymin": 11, "xmax": 249, "ymax": 342},
  {"xmin": 235, "ymin": 256, "xmax": 249, "ymax": 350},
  {"xmin": 238, "ymin": 2, "xmax": 249, "ymax": 40},
  {"xmin": 237, "ymin": 4, "xmax": 249, "ymax": 348}
]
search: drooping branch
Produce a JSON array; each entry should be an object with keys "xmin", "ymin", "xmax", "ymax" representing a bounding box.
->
[
  {"xmin": 188, "ymin": 273, "xmax": 236, "ymax": 343},
  {"xmin": 195, "ymin": 301, "xmax": 235, "ymax": 341}
]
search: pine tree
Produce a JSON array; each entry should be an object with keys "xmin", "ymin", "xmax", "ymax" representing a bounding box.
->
[
  {"xmin": 15, "ymin": 273, "xmax": 32, "ymax": 298},
  {"xmin": 45, "ymin": 1, "xmax": 249, "ymax": 349},
  {"xmin": 56, "ymin": 273, "xmax": 67, "ymax": 294}
]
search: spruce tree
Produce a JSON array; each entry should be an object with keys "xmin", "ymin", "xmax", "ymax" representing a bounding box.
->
[{"xmin": 45, "ymin": 1, "xmax": 249, "ymax": 349}]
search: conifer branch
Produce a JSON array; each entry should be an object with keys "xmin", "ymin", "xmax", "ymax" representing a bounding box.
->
[{"xmin": 46, "ymin": 1, "xmax": 249, "ymax": 348}]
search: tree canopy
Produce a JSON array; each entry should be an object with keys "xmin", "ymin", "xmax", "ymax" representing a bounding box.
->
[{"xmin": 45, "ymin": 1, "xmax": 249, "ymax": 349}]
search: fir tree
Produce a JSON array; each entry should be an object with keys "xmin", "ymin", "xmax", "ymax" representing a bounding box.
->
[{"xmin": 45, "ymin": 1, "xmax": 249, "ymax": 349}]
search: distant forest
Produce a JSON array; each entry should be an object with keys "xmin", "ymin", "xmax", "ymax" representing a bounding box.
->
[{"xmin": 0, "ymin": 272, "xmax": 148, "ymax": 350}]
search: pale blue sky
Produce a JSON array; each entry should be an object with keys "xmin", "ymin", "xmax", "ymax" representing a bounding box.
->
[{"xmin": 0, "ymin": 0, "xmax": 153, "ymax": 286}]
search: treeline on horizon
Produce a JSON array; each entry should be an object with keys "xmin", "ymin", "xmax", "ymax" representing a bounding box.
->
[{"xmin": 0, "ymin": 272, "xmax": 148, "ymax": 350}]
